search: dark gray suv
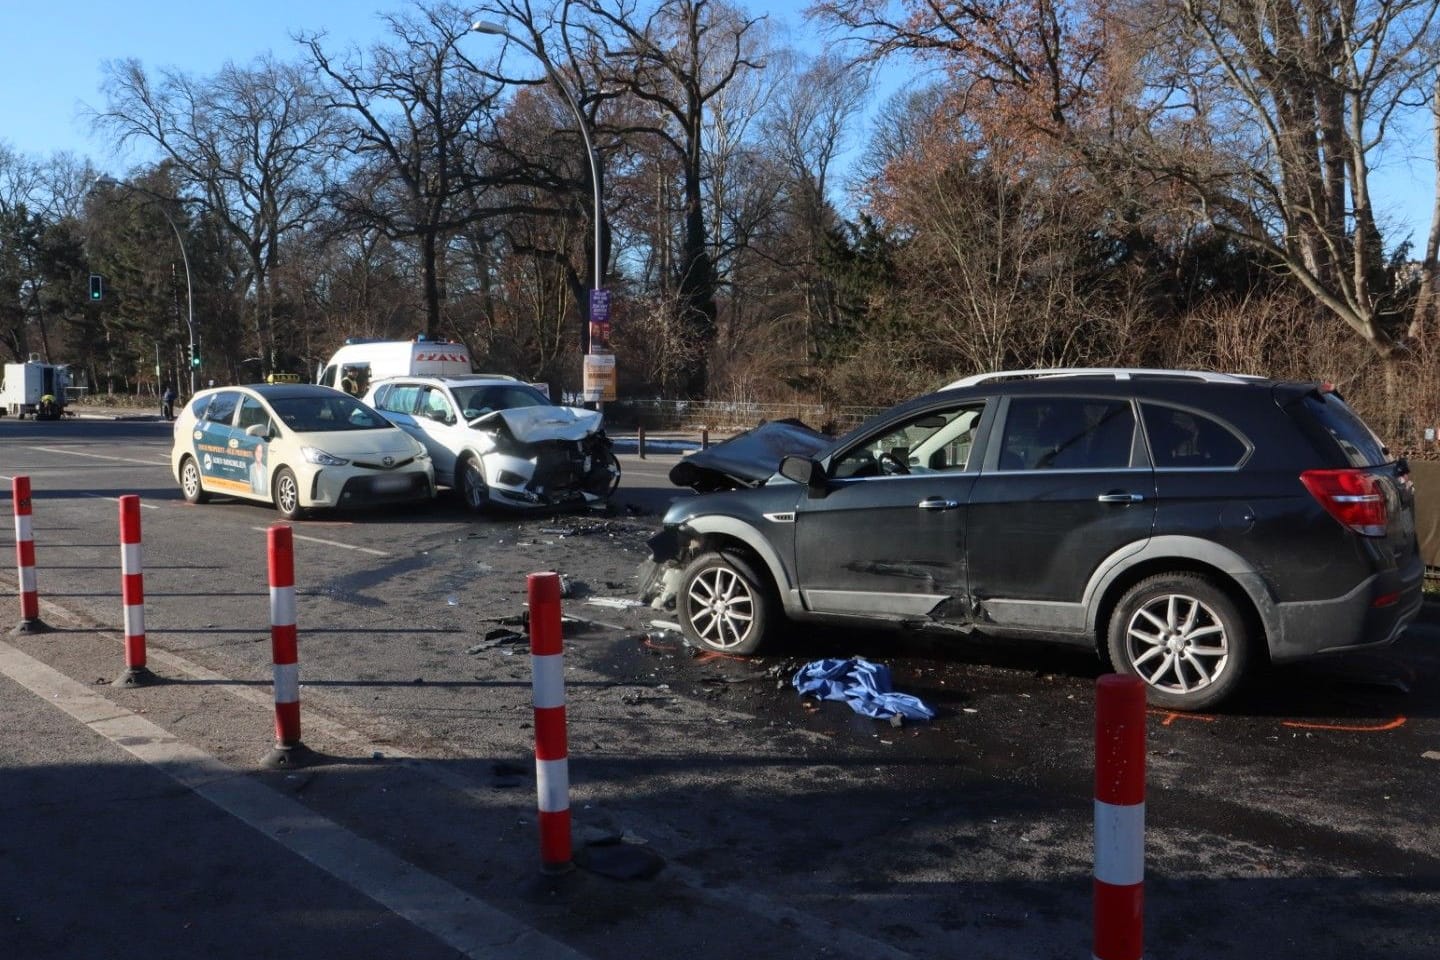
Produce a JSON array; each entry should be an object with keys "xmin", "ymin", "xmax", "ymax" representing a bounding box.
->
[{"xmin": 642, "ymin": 369, "xmax": 1423, "ymax": 711}]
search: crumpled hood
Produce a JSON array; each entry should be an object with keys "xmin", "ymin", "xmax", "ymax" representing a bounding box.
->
[
  {"xmin": 669, "ymin": 418, "xmax": 832, "ymax": 492},
  {"xmin": 472, "ymin": 405, "xmax": 603, "ymax": 442}
]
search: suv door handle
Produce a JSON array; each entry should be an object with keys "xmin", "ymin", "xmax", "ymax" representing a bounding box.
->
[
  {"xmin": 1097, "ymin": 493, "xmax": 1145, "ymax": 503},
  {"xmin": 917, "ymin": 497, "xmax": 961, "ymax": 511}
]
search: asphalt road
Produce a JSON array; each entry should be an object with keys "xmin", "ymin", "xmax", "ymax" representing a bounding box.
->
[{"xmin": 2, "ymin": 413, "xmax": 1439, "ymax": 960}]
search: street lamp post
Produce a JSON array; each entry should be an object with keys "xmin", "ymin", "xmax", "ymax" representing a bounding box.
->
[
  {"xmin": 93, "ymin": 177, "xmax": 198, "ymax": 397},
  {"xmin": 471, "ymin": 20, "xmax": 604, "ymax": 355}
]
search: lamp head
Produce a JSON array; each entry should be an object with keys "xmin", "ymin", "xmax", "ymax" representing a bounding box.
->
[{"xmin": 471, "ymin": 20, "xmax": 507, "ymax": 36}]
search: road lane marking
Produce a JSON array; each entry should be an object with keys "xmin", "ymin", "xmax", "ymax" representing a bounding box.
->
[
  {"xmin": 84, "ymin": 493, "xmax": 160, "ymax": 510},
  {"xmin": 29, "ymin": 446, "xmax": 171, "ymax": 467},
  {"xmin": 250, "ymin": 527, "xmax": 389, "ymax": 557},
  {"xmin": 0, "ymin": 639, "xmax": 591, "ymax": 960}
]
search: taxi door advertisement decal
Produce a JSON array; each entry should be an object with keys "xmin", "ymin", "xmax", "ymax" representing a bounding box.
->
[
  {"xmin": 192, "ymin": 421, "xmax": 254, "ymax": 494},
  {"xmin": 248, "ymin": 439, "xmax": 270, "ymax": 497}
]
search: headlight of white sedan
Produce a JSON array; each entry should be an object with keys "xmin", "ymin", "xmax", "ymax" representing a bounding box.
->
[{"xmin": 301, "ymin": 447, "xmax": 350, "ymax": 466}]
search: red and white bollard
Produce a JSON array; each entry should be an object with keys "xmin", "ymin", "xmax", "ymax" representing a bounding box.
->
[
  {"xmin": 11, "ymin": 476, "xmax": 46, "ymax": 633},
  {"xmin": 114, "ymin": 495, "xmax": 156, "ymax": 685},
  {"xmin": 528, "ymin": 571, "xmax": 572, "ymax": 872},
  {"xmin": 264, "ymin": 524, "xmax": 307, "ymax": 767},
  {"xmin": 1093, "ymin": 673, "xmax": 1146, "ymax": 960}
]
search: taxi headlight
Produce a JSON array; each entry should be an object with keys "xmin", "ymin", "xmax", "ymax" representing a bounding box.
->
[
  {"xmin": 412, "ymin": 443, "xmax": 430, "ymax": 461},
  {"xmin": 301, "ymin": 446, "xmax": 349, "ymax": 466}
]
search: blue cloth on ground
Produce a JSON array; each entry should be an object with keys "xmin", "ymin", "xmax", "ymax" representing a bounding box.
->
[{"xmin": 792, "ymin": 658, "xmax": 935, "ymax": 721}]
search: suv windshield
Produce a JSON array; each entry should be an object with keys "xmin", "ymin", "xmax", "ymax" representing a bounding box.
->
[{"xmin": 270, "ymin": 394, "xmax": 389, "ymax": 432}]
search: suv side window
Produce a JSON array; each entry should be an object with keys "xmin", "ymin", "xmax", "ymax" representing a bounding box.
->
[
  {"xmin": 1140, "ymin": 403, "xmax": 1247, "ymax": 468},
  {"xmin": 420, "ymin": 386, "xmax": 455, "ymax": 424},
  {"xmin": 999, "ymin": 397, "xmax": 1135, "ymax": 470},
  {"xmin": 832, "ymin": 403, "xmax": 986, "ymax": 479},
  {"xmin": 1297, "ymin": 391, "xmax": 1389, "ymax": 467},
  {"xmin": 380, "ymin": 384, "xmax": 421, "ymax": 415}
]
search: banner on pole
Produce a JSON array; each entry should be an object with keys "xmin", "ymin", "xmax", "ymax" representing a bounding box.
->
[
  {"xmin": 588, "ymin": 289, "xmax": 611, "ymax": 354},
  {"xmin": 582, "ymin": 353, "xmax": 617, "ymax": 402}
]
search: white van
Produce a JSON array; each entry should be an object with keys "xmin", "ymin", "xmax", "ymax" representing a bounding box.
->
[{"xmin": 316, "ymin": 338, "xmax": 474, "ymax": 396}]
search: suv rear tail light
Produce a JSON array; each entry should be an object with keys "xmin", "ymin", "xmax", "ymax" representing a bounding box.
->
[{"xmin": 1300, "ymin": 469, "xmax": 1388, "ymax": 536}]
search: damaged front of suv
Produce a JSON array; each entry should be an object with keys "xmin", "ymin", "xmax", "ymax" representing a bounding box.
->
[
  {"xmin": 641, "ymin": 420, "xmax": 835, "ymax": 653},
  {"xmin": 469, "ymin": 405, "xmax": 621, "ymax": 510},
  {"xmin": 638, "ymin": 483, "xmax": 806, "ymax": 655}
]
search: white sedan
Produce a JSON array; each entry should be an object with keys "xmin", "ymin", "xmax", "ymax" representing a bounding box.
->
[{"xmin": 170, "ymin": 383, "xmax": 434, "ymax": 520}]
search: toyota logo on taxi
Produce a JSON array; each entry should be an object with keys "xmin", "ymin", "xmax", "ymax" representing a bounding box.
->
[{"xmin": 382, "ymin": 455, "xmax": 394, "ymax": 467}]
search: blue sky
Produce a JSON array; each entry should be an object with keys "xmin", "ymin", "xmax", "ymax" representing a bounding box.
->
[
  {"xmin": 1, "ymin": 1, "xmax": 1434, "ymax": 245},
  {"xmin": 2, "ymin": 2, "xmax": 439, "ymax": 163},
  {"xmin": 0, "ymin": 1, "xmax": 818, "ymax": 164}
]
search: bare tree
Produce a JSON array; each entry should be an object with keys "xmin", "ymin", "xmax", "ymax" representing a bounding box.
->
[
  {"xmin": 0, "ymin": 143, "xmax": 44, "ymax": 219},
  {"xmin": 93, "ymin": 53, "xmax": 337, "ymax": 373},
  {"xmin": 302, "ymin": 2, "xmax": 506, "ymax": 339},
  {"xmin": 758, "ymin": 49, "xmax": 868, "ymax": 361},
  {"xmin": 574, "ymin": 0, "xmax": 766, "ymax": 396},
  {"xmin": 814, "ymin": 0, "xmax": 1440, "ymax": 360},
  {"xmin": 1158, "ymin": 0, "xmax": 1440, "ymax": 355}
]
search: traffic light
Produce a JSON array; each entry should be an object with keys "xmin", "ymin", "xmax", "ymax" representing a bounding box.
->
[
  {"xmin": 188, "ymin": 344, "xmax": 201, "ymax": 369},
  {"xmin": 89, "ymin": 274, "xmax": 103, "ymax": 301}
]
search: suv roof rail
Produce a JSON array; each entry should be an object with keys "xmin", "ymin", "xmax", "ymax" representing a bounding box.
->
[{"xmin": 941, "ymin": 368, "xmax": 1267, "ymax": 390}]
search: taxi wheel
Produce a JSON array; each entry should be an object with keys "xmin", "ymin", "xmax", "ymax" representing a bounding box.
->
[
  {"xmin": 274, "ymin": 467, "xmax": 306, "ymax": 521},
  {"xmin": 457, "ymin": 456, "xmax": 489, "ymax": 513},
  {"xmin": 179, "ymin": 457, "xmax": 210, "ymax": 504}
]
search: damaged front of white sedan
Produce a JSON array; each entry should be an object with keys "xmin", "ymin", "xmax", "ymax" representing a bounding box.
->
[{"xmin": 363, "ymin": 375, "xmax": 621, "ymax": 513}]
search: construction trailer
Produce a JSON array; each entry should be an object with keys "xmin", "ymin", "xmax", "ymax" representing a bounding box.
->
[{"xmin": 0, "ymin": 360, "xmax": 72, "ymax": 419}]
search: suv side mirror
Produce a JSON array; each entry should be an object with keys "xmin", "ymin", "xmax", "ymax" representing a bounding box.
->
[{"xmin": 780, "ymin": 455, "xmax": 827, "ymax": 496}]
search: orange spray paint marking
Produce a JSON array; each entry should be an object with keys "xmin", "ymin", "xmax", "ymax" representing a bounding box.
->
[
  {"xmin": 1280, "ymin": 716, "xmax": 1406, "ymax": 733},
  {"xmin": 693, "ymin": 651, "xmax": 751, "ymax": 664},
  {"xmin": 1149, "ymin": 710, "xmax": 1216, "ymax": 727}
]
